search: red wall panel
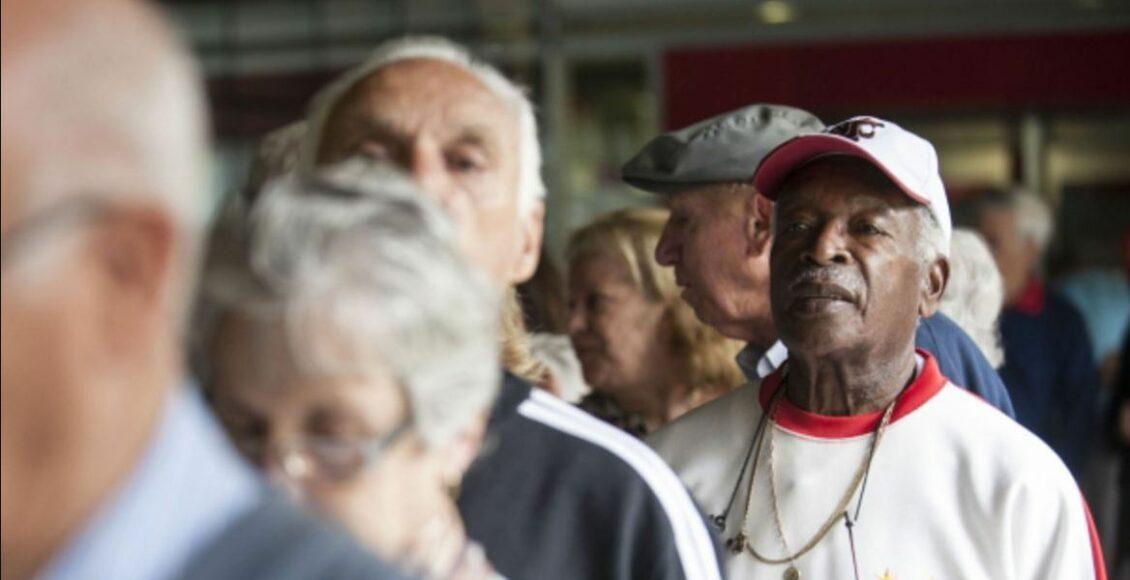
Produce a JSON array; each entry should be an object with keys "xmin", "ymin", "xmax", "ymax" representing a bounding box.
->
[{"xmin": 664, "ymin": 32, "xmax": 1130, "ymax": 128}]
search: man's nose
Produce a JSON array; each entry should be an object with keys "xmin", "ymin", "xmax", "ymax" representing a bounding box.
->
[
  {"xmin": 655, "ymin": 224, "xmax": 679, "ymax": 267},
  {"xmin": 803, "ymin": 223, "xmax": 851, "ymax": 266},
  {"xmin": 406, "ymin": 147, "xmax": 459, "ymax": 211}
]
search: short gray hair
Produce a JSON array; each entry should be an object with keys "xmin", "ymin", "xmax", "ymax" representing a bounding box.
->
[
  {"xmin": 939, "ymin": 228, "xmax": 1005, "ymax": 367},
  {"xmin": 245, "ymin": 120, "xmax": 307, "ymax": 202},
  {"xmin": 1011, "ymin": 189, "xmax": 1053, "ymax": 254},
  {"xmin": 954, "ymin": 187, "xmax": 1054, "ymax": 255},
  {"xmin": 302, "ymin": 36, "xmax": 545, "ymax": 213},
  {"xmin": 194, "ymin": 160, "xmax": 500, "ymax": 445},
  {"xmin": 914, "ymin": 204, "xmax": 949, "ymax": 263},
  {"xmin": 4, "ymin": 0, "xmax": 209, "ymax": 231}
]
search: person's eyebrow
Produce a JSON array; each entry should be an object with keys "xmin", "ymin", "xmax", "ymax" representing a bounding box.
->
[
  {"xmin": 853, "ymin": 204, "xmax": 898, "ymax": 219},
  {"xmin": 356, "ymin": 117, "xmax": 406, "ymax": 143},
  {"xmin": 448, "ymin": 126, "xmax": 499, "ymax": 154}
]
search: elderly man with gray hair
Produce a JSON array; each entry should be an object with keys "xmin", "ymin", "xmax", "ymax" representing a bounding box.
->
[
  {"xmin": 1, "ymin": 0, "xmax": 405, "ymax": 578},
  {"xmin": 294, "ymin": 36, "xmax": 722, "ymax": 580},
  {"xmin": 961, "ymin": 189, "xmax": 1100, "ymax": 476}
]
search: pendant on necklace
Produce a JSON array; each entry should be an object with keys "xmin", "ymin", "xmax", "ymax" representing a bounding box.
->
[
  {"xmin": 783, "ymin": 565, "xmax": 800, "ymax": 580},
  {"xmin": 725, "ymin": 533, "xmax": 746, "ymax": 554}
]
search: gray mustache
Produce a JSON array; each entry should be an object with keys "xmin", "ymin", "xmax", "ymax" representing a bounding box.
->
[{"xmin": 786, "ymin": 268, "xmax": 861, "ymax": 299}]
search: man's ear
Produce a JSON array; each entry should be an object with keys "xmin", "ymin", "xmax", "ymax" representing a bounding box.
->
[
  {"xmin": 509, "ymin": 201, "xmax": 544, "ymax": 285},
  {"xmin": 918, "ymin": 256, "xmax": 950, "ymax": 318},
  {"xmin": 92, "ymin": 204, "xmax": 177, "ymax": 354},
  {"xmin": 745, "ymin": 191, "xmax": 774, "ymax": 258}
]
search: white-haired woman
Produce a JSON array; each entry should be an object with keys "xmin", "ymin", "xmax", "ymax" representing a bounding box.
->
[
  {"xmin": 194, "ymin": 161, "xmax": 501, "ymax": 579},
  {"xmin": 940, "ymin": 228, "xmax": 1006, "ymax": 368}
]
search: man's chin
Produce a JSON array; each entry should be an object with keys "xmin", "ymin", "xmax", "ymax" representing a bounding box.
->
[
  {"xmin": 685, "ymin": 301, "xmax": 755, "ymax": 342},
  {"xmin": 684, "ymin": 293, "xmax": 716, "ymax": 326},
  {"xmin": 778, "ymin": 318, "xmax": 856, "ymax": 355}
]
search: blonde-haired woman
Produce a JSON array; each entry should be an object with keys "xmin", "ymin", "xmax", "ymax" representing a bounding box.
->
[{"xmin": 567, "ymin": 207, "xmax": 744, "ymax": 436}]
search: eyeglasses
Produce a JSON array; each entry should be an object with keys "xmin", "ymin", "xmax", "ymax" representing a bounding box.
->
[
  {"xmin": 1, "ymin": 196, "xmax": 114, "ymax": 272},
  {"xmin": 228, "ymin": 421, "xmax": 413, "ymax": 482}
]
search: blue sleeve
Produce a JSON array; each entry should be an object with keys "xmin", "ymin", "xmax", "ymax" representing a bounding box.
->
[{"xmin": 916, "ymin": 313, "xmax": 1016, "ymax": 418}]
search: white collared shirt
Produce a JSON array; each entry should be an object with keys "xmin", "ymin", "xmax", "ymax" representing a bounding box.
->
[{"xmin": 734, "ymin": 340, "xmax": 789, "ymax": 382}]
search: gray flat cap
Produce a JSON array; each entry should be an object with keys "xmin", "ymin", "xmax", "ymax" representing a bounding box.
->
[{"xmin": 622, "ymin": 104, "xmax": 824, "ymax": 194}]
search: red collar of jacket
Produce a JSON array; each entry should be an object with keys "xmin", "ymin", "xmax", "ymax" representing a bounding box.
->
[{"xmin": 1010, "ymin": 277, "xmax": 1046, "ymax": 315}]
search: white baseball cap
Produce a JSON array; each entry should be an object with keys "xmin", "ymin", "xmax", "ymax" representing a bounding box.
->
[{"xmin": 753, "ymin": 116, "xmax": 952, "ymax": 248}]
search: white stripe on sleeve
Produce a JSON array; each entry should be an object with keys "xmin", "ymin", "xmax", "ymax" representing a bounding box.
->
[{"xmin": 519, "ymin": 389, "xmax": 722, "ymax": 580}]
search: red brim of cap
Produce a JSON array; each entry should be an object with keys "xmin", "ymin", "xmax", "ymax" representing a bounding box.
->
[{"xmin": 752, "ymin": 134, "xmax": 929, "ymax": 206}]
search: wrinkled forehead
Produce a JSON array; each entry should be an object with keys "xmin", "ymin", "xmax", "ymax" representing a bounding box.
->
[
  {"xmin": 322, "ymin": 58, "xmax": 519, "ymax": 150},
  {"xmin": 774, "ymin": 156, "xmax": 915, "ymax": 216}
]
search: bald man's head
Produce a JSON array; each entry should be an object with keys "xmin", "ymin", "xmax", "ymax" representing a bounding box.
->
[
  {"xmin": 2, "ymin": 2, "xmax": 211, "ymax": 577},
  {"xmin": 2, "ymin": 0, "xmax": 208, "ymax": 234}
]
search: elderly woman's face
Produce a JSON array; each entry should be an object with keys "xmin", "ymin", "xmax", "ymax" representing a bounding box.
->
[
  {"xmin": 769, "ymin": 158, "xmax": 930, "ymax": 358},
  {"xmin": 207, "ymin": 313, "xmax": 455, "ymax": 559},
  {"xmin": 567, "ymin": 252, "xmax": 673, "ymax": 398}
]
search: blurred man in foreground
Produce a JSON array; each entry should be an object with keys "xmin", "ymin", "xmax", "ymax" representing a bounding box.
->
[
  {"xmin": 1, "ymin": 1, "xmax": 404, "ymax": 578},
  {"xmin": 300, "ymin": 36, "xmax": 722, "ymax": 580}
]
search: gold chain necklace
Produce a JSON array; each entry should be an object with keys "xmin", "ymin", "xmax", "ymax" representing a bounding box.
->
[{"xmin": 737, "ymin": 382, "xmax": 899, "ymax": 580}]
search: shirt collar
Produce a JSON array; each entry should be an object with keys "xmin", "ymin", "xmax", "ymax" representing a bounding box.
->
[
  {"xmin": 757, "ymin": 350, "xmax": 947, "ymax": 439},
  {"xmin": 736, "ymin": 340, "xmax": 790, "ymax": 382},
  {"xmin": 39, "ymin": 387, "xmax": 261, "ymax": 580},
  {"xmin": 1010, "ymin": 276, "xmax": 1046, "ymax": 315}
]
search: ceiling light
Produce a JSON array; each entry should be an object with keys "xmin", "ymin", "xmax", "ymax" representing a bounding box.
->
[{"xmin": 756, "ymin": 0, "xmax": 797, "ymax": 25}]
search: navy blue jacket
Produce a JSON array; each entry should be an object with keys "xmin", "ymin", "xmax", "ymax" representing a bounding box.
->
[
  {"xmin": 998, "ymin": 282, "xmax": 1100, "ymax": 476},
  {"xmin": 459, "ymin": 374, "xmax": 723, "ymax": 580},
  {"xmin": 917, "ymin": 312, "xmax": 1016, "ymax": 418}
]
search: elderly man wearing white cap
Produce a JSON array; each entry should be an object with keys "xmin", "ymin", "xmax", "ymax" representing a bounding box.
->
[
  {"xmin": 653, "ymin": 117, "xmax": 1106, "ymax": 579},
  {"xmin": 625, "ymin": 104, "xmax": 1015, "ymax": 418}
]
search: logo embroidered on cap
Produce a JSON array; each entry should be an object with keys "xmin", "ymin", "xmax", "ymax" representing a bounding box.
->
[{"xmin": 828, "ymin": 118, "xmax": 885, "ymax": 141}]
